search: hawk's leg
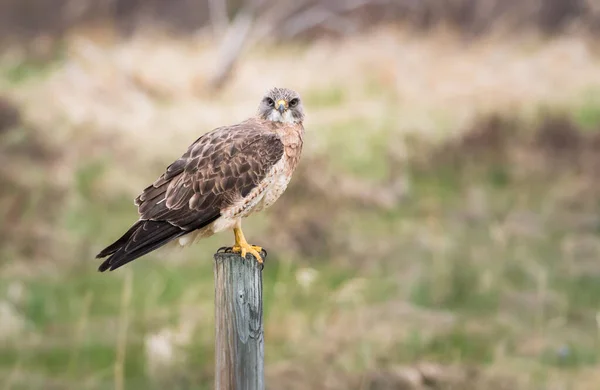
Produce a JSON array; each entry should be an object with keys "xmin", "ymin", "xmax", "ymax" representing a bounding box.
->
[{"xmin": 230, "ymin": 223, "xmax": 264, "ymax": 264}]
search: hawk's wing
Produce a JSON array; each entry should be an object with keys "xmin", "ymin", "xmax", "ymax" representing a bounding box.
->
[{"xmin": 96, "ymin": 118, "xmax": 284, "ymax": 271}]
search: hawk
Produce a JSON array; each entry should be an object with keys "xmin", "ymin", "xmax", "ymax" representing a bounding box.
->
[{"xmin": 96, "ymin": 87, "xmax": 305, "ymax": 271}]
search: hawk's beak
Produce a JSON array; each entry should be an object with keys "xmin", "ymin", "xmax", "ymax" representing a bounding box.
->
[{"xmin": 276, "ymin": 99, "xmax": 286, "ymax": 114}]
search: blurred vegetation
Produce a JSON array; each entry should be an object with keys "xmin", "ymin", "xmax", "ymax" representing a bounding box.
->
[
  {"xmin": 0, "ymin": 0, "xmax": 599, "ymax": 43},
  {"xmin": 2, "ymin": 1, "xmax": 600, "ymax": 389}
]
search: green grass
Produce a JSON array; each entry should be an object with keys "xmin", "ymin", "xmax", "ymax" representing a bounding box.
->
[
  {"xmin": 1, "ymin": 43, "xmax": 65, "ymax": 86},
  {"xmin": 4, "ymin": 81, "xmax": 600, "ymax": 389},
  {"xmin": 305, "ymin": 85, "xmax": 347, "ymax": 108},
  {"xmin": 573, "ymin": 89, "xmax": 600, "ymax": 131},
  {"xmin": 0, "ymin": 256, "xmax": 373, "ymax": 388},
  {"xmin": 319, "ymin": 118, "xmax": 393, "ymax": 181}
]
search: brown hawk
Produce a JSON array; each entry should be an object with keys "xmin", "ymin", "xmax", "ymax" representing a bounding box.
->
[{"xmin": 96, "ymin": 88, "xmax": 305, "ymax": 271}]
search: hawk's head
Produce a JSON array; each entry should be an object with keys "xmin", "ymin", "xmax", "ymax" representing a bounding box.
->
[{"xmin": 257, "ymin": 88, "xmax": 305, "ymax": 124}]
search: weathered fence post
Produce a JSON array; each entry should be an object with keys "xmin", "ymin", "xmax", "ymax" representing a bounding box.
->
[{"xmin": 214, "ymin": 251, "xmax": 265, "ymax": 390}]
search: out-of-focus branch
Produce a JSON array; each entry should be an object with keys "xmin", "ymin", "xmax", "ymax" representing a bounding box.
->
[
  {"xmin": 282, "ymin": 0, "xmax": 388, "ymax": 39},
  {"xmin": 208, "ymin": 8, "xmax": 255, "ymax": 90},
  {"xmin": 208, "ymin": 0, "xmax": 391, "ymax": 90},
  {"xmin": 207, "ymin": 0, "xmax": 277, "ymax": 90},
  {"xmin": 208, "ymin": 0, "xmax": 229, "ymax": 36}
]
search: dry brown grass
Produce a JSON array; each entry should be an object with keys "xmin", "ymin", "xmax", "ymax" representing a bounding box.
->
[
  {"xmin": 9, "ymin": 26, "xmax": 596, "ymax": 265},
  {"xmin": 3, "ymin": 27, "xmax": 600, "ymax": 389},
  {"xmin": 8, "ymin": 27, "xmax": 600, "ymax": 179}
]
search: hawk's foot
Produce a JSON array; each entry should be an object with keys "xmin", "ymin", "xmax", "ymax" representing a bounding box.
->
[
  {"xmin": 231, "ymin": 243, "xmax": 264, "ymax": 264},
  {"xmin": 216, "ymin": 246, "xmax": 267, "ymax": 269},
  {"xmin": 217, "ymin": 246, "xmax": 233, "ymax": 254}
]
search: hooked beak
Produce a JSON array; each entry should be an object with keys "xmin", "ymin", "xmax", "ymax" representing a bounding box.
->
[{"xmin": 276, "ymin": 99, "xmax": 286, "ymax": 114}]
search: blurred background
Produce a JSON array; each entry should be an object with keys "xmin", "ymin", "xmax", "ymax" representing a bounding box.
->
[{"xmin": 2, "ymin": 0, "xmax": 600, "ymax": 389}]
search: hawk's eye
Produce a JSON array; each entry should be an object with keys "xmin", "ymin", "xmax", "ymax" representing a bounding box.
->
[
  {"xmin": 289, "ymin": 98, "xmax": 299, "ymax": 107},
  {"xmin": 265, "ymin": 98, "xmax": 275, "ymax": 107}
]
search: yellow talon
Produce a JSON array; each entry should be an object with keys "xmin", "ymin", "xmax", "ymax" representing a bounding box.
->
[
  {"xmin": 232, "ymin": 225, "xmax": 263, "ymax": 264},
  {"xmin": 231, "ymin": 244, "xmax": 263, "ymax": 263}
]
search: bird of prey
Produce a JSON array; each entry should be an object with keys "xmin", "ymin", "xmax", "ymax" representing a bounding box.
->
[{"xmin": 96, "ymin": 87, "xmax": 305, "ymax": 271}]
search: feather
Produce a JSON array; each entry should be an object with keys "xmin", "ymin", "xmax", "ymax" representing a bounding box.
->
[
  {"xmin": 98, "ymin": 221, "xmax": 185, "ymax": 271},
  {"xmin": 96, "ymin": 117, "xmax": 286, "ymax": 270}
]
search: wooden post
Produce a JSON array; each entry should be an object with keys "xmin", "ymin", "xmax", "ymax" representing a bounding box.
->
[{"xmin": 214, "ymin": 251, "xmax": 265, "ymax": 390}]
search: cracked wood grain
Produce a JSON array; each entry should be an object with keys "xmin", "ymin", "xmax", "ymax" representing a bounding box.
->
[{"xmin": 214, "ymin": 252, "xmax": 265, "ymax": 390}]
